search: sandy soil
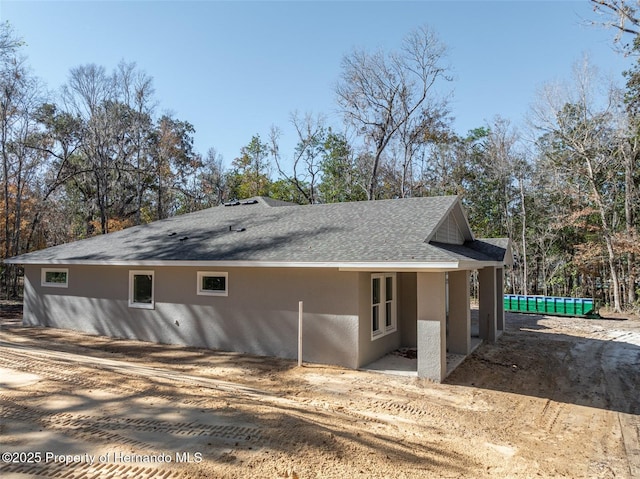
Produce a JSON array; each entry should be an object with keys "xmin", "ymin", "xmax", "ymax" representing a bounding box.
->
[{"xmin": 1, "ymin": 303, "xmax": 639, "ymax": 478}]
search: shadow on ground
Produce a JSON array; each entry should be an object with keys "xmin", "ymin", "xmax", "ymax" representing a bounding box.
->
[{"xmin": 447, "ymin": 311, "xmax": 640, "ymax": 415}]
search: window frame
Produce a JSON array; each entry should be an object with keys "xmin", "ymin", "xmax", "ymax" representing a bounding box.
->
[
  {"xmin": 371, "ymin": 273, "xmax": 396, "ymax": 340},
  {"xmin": 41, "ymin": 268, "xmax": 69, "ymax": 288},
  {"xmin": 128, "ymin": 270, "xmax": 155, "ymax": 309},
  {"xmin": 196, "ymin": 271, "xmax": 228, "ymax": 297}
]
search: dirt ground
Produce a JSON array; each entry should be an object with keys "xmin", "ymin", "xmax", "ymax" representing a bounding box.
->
[{"xmin": 1, "ymin": 303, "xmax": 639, "ymax": 478}]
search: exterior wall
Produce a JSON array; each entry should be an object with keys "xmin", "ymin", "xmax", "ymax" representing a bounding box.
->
[
  {"xmin": 356, "ymin": 272, "xmax": 401, "ymax": 368},
  {"xmin": 398, "ymin": 272, "xmax": 417, "ymax": 348},
  {"xmin": 23, "ymin": 265, "xmax": 360, "ymax": 368}
]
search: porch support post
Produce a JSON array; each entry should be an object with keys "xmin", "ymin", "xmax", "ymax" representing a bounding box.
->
[
  {"xmin": 416, "ymin": 272, "xmax": 446, "ymax": 382},
  {"xmin": 478, "ymin": 266, "xmax": 497, "ymax": 343},
  {"xmin": 448, "ymin": 270, "xmax": 471, "ymax": 355},
  {"xmin": 495, "ymin": 267, "xmax": 505, "ymax": 335}
]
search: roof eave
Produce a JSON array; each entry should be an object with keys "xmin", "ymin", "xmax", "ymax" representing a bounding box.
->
[
  {"xmin": 10, "ymin": 258, "xmax": 466, "ymax": 271},
  {"xmin": 12, "ymin": 259, "xmax": 507, "ymax": 272},
  {"xmin": 457, "ymin": 260, "xmax": 510, "ymax": 270}
]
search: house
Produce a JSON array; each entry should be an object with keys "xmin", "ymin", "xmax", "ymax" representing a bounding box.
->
[{"xmin": 6, "ymin": 196, "xmax": 512, "ymax": 382}]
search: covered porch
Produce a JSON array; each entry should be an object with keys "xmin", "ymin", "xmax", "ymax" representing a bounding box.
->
[
  {"xmin": 364, "ymin": 305, "xmax": 483, "ymax": 378},
  {"xmin": 364, "ymin": 266, "xmax": 506, "ymax": 382}
]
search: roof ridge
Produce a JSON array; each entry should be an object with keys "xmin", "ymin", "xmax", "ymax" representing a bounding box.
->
[{"xmin": 237, "ymin": 196, "xmax": 298, "ymax": 207}]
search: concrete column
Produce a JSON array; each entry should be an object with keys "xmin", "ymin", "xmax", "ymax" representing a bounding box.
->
[
  {"xmin": 495, "ymin": 267, "xmax": 505, "ymax": 334},
  {"xmin": 23, "ymin": 267, "xmax": 35, "ymax": 326},
  {"xmin": 478, "ymin": 266, "xmax": 497, "ymax": 343},
  {"xmin": 416, "ymin": 272, "xmax": 446, "ymax": 382},
  {"xmin": 448, "ymin": 270, "xmax": 471, "ymax": 355}
]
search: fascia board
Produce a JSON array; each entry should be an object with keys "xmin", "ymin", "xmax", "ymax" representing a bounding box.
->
[
  {"xmin": 457, "ymin": 260, "xmax": 507, "ymax": 269},
  {"xmin": 10, "ymin": 258, "xmax": 461, "ymax": 270},
  {"xmin": 337, "ymin": 262, "xmax": 460, "ymax": 272}
]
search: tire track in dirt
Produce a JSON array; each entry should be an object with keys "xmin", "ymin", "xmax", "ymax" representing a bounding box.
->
[
  {"xmin": 0, "ymin": 342, "xmax": 406, "ymax": 464},
  {"xmin": 0, "ymin": 345, "xmax": 234, "ymax": 412},
  {"xmin": 0, "ymin": 342, "xmax": 261, "ymax": 407},
  {"xmin": 0, "ymin": 459, "xmax": 192, "ymax": 478},
  {"xmin": 598, "ymin": 331, "xmax": 640, "ymax": 478},
  {"xmin": 2, "ymin": 330, "xmax": 460, "ymax": 437},
  {"xmin": 0, "ymin": 395, "xmax": 194, "ymax": 479},
  {"xmin": 536, "ymin": 399, "xmax": 567, "ymax": 433},
  {"xmin": 0, "ymin": 346, "xmax": 178, "ymax": 401},
  {"xmin": 0, "ymin": 394, "xmax": 159, "ymax": 451},
  {"xmin": 0, "ymin": 342, "xmax": 280, "ymax": 479},
  {"xmin": 48, "ymin": 413, "xmax": 263, "ymax": 443},
  {"xmin": 4, "ymin": 313, "xmax": 639, "ymax": 478},
  {"xmin": 555, "ymin": 326, "xmax": 640, "ymax": 478},
  {"xmin": 616, "ymin": 413, "xmax": 640, "ymax": 479},
  {"xmin": 0, "ymin": 340, "xmax": 405, "ymax": 434}
]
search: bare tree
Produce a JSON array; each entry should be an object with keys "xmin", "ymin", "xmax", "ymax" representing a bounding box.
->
[
  {"xmin": 472, "ymin": 117, "xmax": 526, "ymax": 293},
  {"xmin": 272, "ymin": 112, "xmax": 326, "ymax": 204},
  {"xmin": 0, "ymin": 23, "xmax": 46, "ymax": 296},
  {"xmin": 611, "ymin": 94, "xmax": 639, "ymax": 305},
  {"xmin": 198, "ymin": 147, "xmax": 227, "ymax": 207},
  {"xmin": 114, "ymin": 61, "xmax": 156, "ymax": 225},
  {"xmin": 590, "ymin": 0, "xmax": 640, "ymax": 51},
  {"xmin": 61, "ymin": 62, "xmax": 158, "ymax": 233},
  {"xmin": 531, "ymin": 58, "xmax": 625, "ymax": 312},
  {"xmin": 61, "ymin": 64, "xmax": 114, "ymax": 234},
  {"xmin": 335, "ymin": 25, "xmax": 451, "ymax": 199}
]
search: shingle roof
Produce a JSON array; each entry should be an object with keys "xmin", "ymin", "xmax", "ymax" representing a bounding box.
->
[
  {"xmin": 7, "ymin": 196, "xmax": 510, "ymax": 268},
  {"xmin": 430, "ymin": 238, "xmax": 512, "ymax": 263}
]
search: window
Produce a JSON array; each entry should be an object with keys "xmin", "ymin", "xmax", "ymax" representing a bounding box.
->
[
  {"xmin": 371, "ymin": 273, "xmax": 396, "ymax": 339},
  {"xmin": 197, "ymin": 272, "xmax": 228, "ymax": 296},
  {"xmin": 41, "ymin": 268, "xmax": 69, "ymax": 288},
  {"xmin": 129, "ymin": 270, "xmax": 154, "ymax": 309}
]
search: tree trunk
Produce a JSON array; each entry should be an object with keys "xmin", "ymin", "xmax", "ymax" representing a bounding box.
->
[
  {"xmin": 519, "ymin": 176, "xmax": 528, "ymax": 296},
  {"xmin": 629, "ymin": 254, "xmax": 637, "ymax": 305},
  {"xmin": 624, "ymin": 140, "xmax": 637, "ymax": 305},
  {"xmin": 1, "ymin": 134, "xmax": 10, "ymax": 298},
  {"xmin": 585, "ymin": 157, "xmax": 622, "ymax": 312},
  {"xmin": 367, "ymin": 149, "xmax": 382, "ymax": 200}
]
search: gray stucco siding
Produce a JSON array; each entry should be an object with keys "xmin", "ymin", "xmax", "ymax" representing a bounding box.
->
[
  {"xmin": 397, "ymin": 272, "xmax": 417, "ymax": 348},
  {"xmin": 23, "ymin": 265, "xmax": 360, "ymax": 368},
  {"xmin": 356, "ymin": 272, "xmax": 401, "ymax": 368}
]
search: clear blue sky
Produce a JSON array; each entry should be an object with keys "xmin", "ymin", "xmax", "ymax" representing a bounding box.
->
[{"xmin": 0, "ymin": 0, "xmax": 633, "ymax": 172}]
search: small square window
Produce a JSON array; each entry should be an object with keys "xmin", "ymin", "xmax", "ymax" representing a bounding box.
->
[
  {"xmin": 41, "ymin": 268, "xmax": 69, "ymax": 288},
  {"xmin": 129, "ymin": 270, "xmax": 155, "ymax": 309},
  {"xmin": 197, "ymin": 272, "xmax": 228, "ymax": 296}
]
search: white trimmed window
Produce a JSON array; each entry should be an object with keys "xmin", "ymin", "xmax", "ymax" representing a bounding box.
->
[
  {"xmin": 41, "ymin": 268, "xmax": 69, "ymax": 288},
  {"xmin": 371, "ymin": 273, "xmax": 396, "ymax": 340},
  {"xmin": 197, "ymin": 272, "xmax": 228, "ymax": 296},
  {"xmin": 129, "ymin": 270, "xmax": 155, "ymax": 309}
]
